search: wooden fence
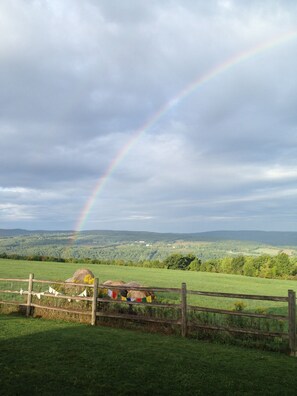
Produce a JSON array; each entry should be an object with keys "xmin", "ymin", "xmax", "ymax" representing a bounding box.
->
[{"xmin": 0, "ymin": 274, "xmax": 296, "ymax": 356}]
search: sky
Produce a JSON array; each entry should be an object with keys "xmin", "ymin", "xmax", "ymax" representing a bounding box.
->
[{"xmin": 1, "ymin": 0, "xmax": 297, "ymax": 233}]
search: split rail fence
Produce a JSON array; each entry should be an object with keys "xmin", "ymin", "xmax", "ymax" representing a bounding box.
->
[{"xmin": 0, "ymin": 274, "xmax": 296, "ymax": 356}]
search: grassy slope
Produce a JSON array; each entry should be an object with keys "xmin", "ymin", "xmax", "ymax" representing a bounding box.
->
[
  {"xmin": 1, "ymin": 258, "xmax": 297, "ymax": 292},
  {"xmin": 1, "ymin": 314, "xmax": 297, "ymax": 395},
  {"xmin": 1, "ymin": 258, "xmax": 297, "ymax": 311}
]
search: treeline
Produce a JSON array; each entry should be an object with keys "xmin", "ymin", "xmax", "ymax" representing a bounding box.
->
[
  {"xmin": 1, "ymin": 251, "xmax": 297, "ymax": 280},
  {"xmin": 163, "ymin": 252, "xmax": 297, "ymax": 279},
  {"xmin": 0, "ymin": 252, "xmax": 163, "ymax": 268}
]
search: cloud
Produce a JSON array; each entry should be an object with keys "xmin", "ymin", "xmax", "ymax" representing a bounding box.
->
[
  {"xmin": 1, "ymin": 0, "xmax": 297, "ymax": 231},
  {"xmin": 0, "ymin": 203, "xmax": 34, "ymax": 220}
]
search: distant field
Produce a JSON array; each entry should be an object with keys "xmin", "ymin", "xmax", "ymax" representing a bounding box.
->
[
  {"xmin": 2, "ymin": 229, "xmax": 297, "ymax": 261},
  {"xmin": 1, "ymin": 258, "xmax": 296, "ymax": 312}
]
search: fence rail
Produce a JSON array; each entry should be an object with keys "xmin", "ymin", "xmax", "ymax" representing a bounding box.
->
[
  {"xmin": 0, "ymin": 274, "xmax": 296, "ymax": 356},
  {"xmin": 188, "ymin": 305, "xmax": 288, "ymax": 320},
  {"xmin": 187, "ymin": 289, "xmax": 289, "ymax": 302}
]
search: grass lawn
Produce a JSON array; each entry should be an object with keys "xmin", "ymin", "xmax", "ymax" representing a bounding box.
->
[{"xmin": 1, "ymin": 314, "xmax": 297, "ymax": 395}]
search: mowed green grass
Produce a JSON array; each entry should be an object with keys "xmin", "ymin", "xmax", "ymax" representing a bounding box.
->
[
  {"xmin": 1, "ymin": 314, "xmax": 297, "ymax": 396},
  {"xmin": 1, "ymin": 258, "xmax": 296, "ymax": 311}
]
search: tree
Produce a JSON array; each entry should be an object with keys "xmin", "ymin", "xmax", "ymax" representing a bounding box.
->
[
  {"xmin": 274, "ymin": 252, "xmax": 293, "ymax": 277},
  {"xmin": 231, "ymin": 256, "xmax": 245, "ymax": 275},
  {"xmin": 259, "ymin": 256, "xmax": 276, "ymax": 278},
  {"xmin": 220, "ymin": 257, "xmax": 233, "ymax": 274},
  {"xmin": 243, "ymin": 257, "xmax": 258, "ymax": 277},
  {"xmin": 188, "ymin": 258, "xmax": 202, "ymax": 271},
  {"xmin": 164, "ymin": 253, "xmax": 196, "ymax": 270},
  {"xmin": 198, "ymin": 259, "xmax": 218, "ymax": 273}
]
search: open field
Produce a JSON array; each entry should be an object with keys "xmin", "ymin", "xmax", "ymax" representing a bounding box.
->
[
  {"xmin": 1, "ymin": 314, "xmax": 297, "ymax": 395},
  {"xmin": 1, "ymin": 258, "xmax": 297, "ymax": 314}
]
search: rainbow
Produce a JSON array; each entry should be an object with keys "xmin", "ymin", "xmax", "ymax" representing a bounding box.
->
[{"xmin": 72, "ymin": 29, "xmax": 297, "ymax": 240}]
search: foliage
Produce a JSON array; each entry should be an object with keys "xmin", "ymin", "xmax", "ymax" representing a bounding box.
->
[
  {"xmin": 164, "ymin": 253, "xmax": 196, "ymax": 270},
  {"xmin": 188, "ymin": 258, "xmax": 201, "ymax": 271},
  {"xmin": 190, "ymin": 253, "xmax": 297, "ymax": 280},
  {"xmin": 1, "ymin": 227, "xmax": 296, "ymax": 283},
  {"xmin": 83, "ymin": 274, "xmax": 94, "ymax": 284},
  {"xmin": 233, "ymin": 301, "xmax": 246, "ymax": 311},
  {"xmin": 2, "ymin": 229, "xmax": 297, "ymax": 265}
]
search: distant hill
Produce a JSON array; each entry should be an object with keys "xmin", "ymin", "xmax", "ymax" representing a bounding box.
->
[
  {"xmin": 189, "ymin": 231, "xmax": 297, "ymax": 246},
  {"xmin": 0, "ymin": 229, "xmax": 33, "ymax": 237},
  {"xmin": 1, "ymin": 228, "xmax": 297, "ymax": 261},
  {"xmin": 1, "ymin": 229, "xmax": 297, "ymax": 246}
]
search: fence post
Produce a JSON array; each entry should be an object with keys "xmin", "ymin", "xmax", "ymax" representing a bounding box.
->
[
  {"xmin": 26, "ymin": 273, "xmax": 34, "ymax": 317},
  {"xmin": 288, "ymin": 289, "xmax": 296, "ymax": 356},
  {"xmin": 91, "ymin": 278, "xmax": 99, "ymax": 326},
  {"xmin": 181, "ymin": 282, "xmax": 187, "ymax": 337}
]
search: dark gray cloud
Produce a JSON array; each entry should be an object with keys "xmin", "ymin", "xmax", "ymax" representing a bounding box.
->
[{"xmin": 1, "ymin": 0, "xmax": 297, "ymax": 231}]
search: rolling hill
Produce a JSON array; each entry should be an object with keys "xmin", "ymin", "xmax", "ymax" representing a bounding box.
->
[{"xmin": 1, "ymin": 229, "xmax": 297, "ymax": 261}]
